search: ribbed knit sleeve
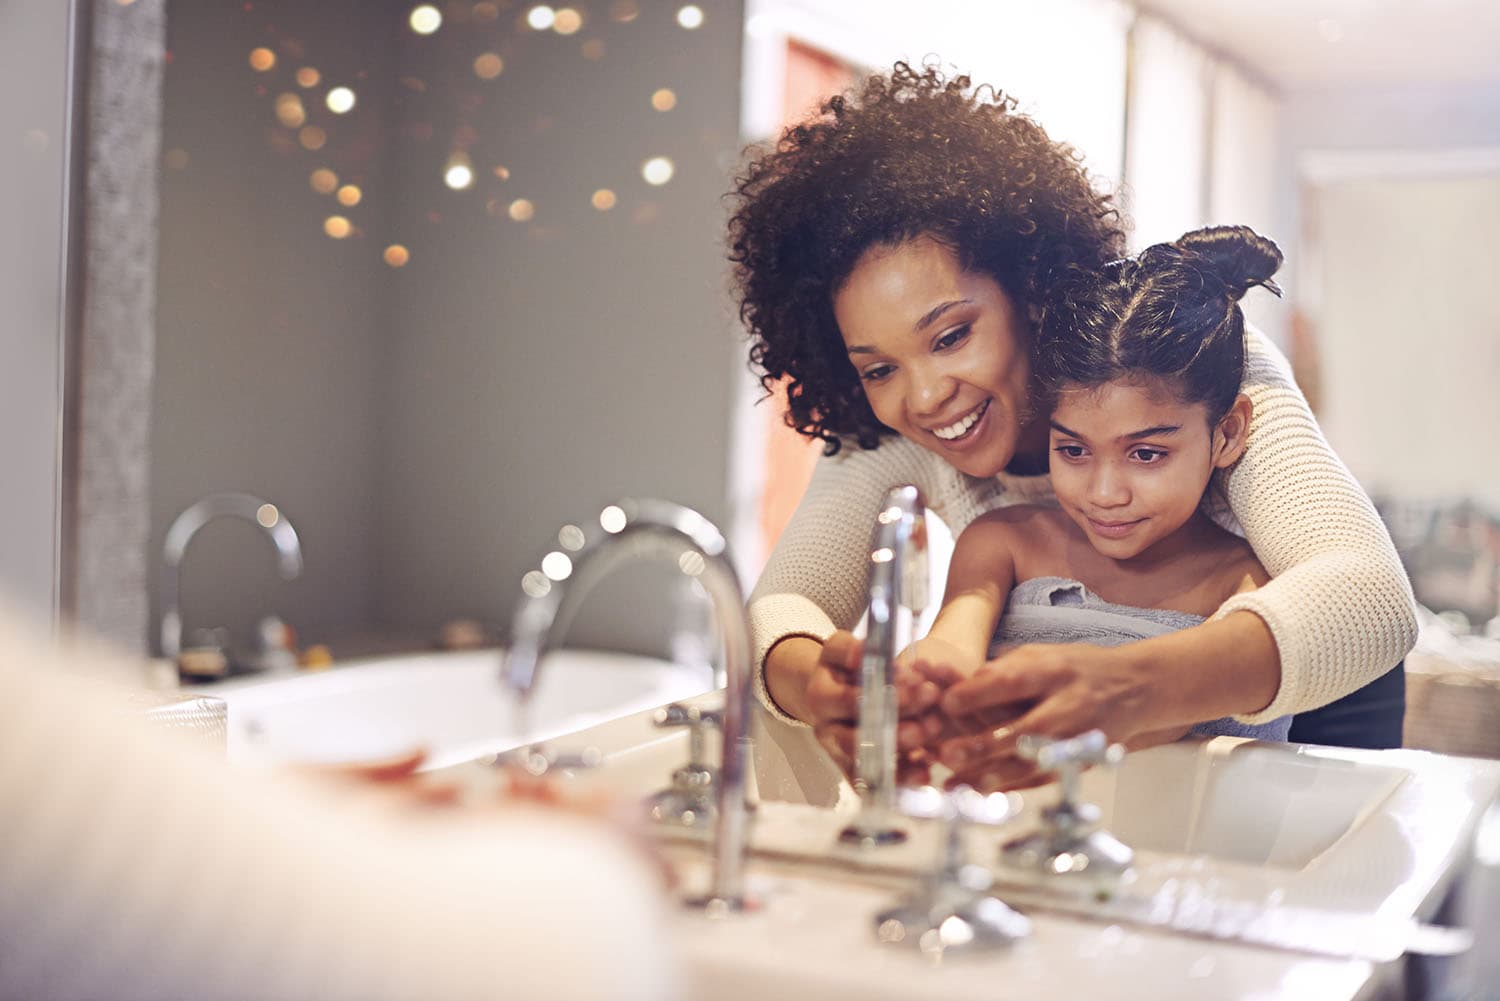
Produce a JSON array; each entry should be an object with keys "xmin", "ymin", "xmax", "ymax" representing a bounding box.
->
[
  {"xmin": 1211, "ymin": 328, "xmax": 1417, "ymax": 724},
  {"xmin": 0, "ymin": 611, "xmax": 678, "ymax": 1001}
]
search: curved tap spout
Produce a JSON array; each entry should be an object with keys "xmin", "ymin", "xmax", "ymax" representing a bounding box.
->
[
  {"xmin": 842, "ymin": 484, "xmax": 928, "ymax": 847},
  {"xmin": 501, "ymin": 498, "xmax": 755, "ymax": 911},
  {"xmin": 159, "ymin": 493, "xmax": 304, "ymax": 660}
]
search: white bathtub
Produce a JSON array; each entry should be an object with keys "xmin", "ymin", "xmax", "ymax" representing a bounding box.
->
[{"xmin": 191, "ymin": 648, "xmax": 714, "ymax": 771}]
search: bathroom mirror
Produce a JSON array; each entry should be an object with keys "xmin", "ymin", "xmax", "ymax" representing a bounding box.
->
[
  {"xmin": 136, "ymin": 0, "xmax": 747, "ymax": 662},
  {"xmin": 65, "ymin": 0, "xmax": 1500, "ymax": 667}
]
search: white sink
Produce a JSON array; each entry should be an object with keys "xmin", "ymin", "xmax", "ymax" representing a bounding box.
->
[
  {"xmin": 1099, "ymin": 739, "xmax": 1408, "ymax": 869},
  {"xmin": 190, "ymin": 648, "xmax": 713, "ymax": 770},
  {"xmin": 489, "ymin": 693, "xmax": 1500, "ymax": 1001}
]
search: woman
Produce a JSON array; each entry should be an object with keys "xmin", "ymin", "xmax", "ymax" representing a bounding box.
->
[{"xmin": 727, "ymin": 64, "xmax": 1413, "ymax": 786}]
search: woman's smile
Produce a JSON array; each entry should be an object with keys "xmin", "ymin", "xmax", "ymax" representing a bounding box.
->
[
  {"xmin": 832, "ymin": 237, "xmax": 1033, "ymax": 479},
  {"xmin": 929, "ymin": 398, "xmax": 991, "ymax": 444}
]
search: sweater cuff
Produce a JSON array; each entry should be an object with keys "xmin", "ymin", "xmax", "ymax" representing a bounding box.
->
[
  {"xmin": 748, "ymin": 592, "xmax": 839, "ymax": 727},
  {"xmin": 1210, "ymin": 591, "xmax": 1298, "ymax": 725}
]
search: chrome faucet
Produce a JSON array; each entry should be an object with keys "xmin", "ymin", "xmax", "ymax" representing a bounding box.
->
[
  {"xmin": 501, "ymin": 498, "xmax": 756, "ymax": 912},
  {"xmin": 160, "ymin": 492, "xmax": 303, "ymax": 661},
  {"xmin": 840, "ymin": 484, "xmax": 928, "ymax": 847}
]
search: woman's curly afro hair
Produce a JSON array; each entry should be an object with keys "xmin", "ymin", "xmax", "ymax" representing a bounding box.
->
[{"xmin": 727, "ymin": 62, "xmax": 1127, "ymax": 454}]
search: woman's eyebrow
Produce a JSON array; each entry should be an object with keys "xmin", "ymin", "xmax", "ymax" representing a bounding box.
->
[
  {"xmin": 914, "ymin": 299, "xmax": 972, "ymax": 332},
  {"xmin": 845, "ymin": 298, "xmax": 974, "ymax": 354}
]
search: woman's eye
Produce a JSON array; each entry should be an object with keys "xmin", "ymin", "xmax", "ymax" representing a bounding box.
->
[
  {"xmin": 934, "ymin": 324, "xmax": 972, "ymax": 351},
  {"xmin": 860, "ymin": 365, "xmax": 894, "ymax": 383},
  {"xmin": 1053, "ymin": 444, "xmax": 1086, "ymax": 460},
  {"xmin": 1131, "ymin": 448, "xmax": 1168, "ymax": 463}
]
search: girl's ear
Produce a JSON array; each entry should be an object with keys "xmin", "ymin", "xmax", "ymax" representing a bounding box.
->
[{"xmin": 1212, "ymin": 393, "xmax": 1253, "ymax": 469}]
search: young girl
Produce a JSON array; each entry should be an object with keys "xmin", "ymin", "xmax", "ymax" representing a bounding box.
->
[{"xmin": 918, "ymin": 225, "xmax": 1292, "ymax": 756}]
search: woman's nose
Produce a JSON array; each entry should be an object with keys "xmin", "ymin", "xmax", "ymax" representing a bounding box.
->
[{"xmin": 907, "ymin": 365, "xmax": 955, "ymax": 418}]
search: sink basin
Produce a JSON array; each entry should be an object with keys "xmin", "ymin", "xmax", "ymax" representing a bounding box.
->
[
  {"xmin": 1098, "ymin": 740, "xmax": 1407, "ymax": 869},
  {"xmin": 475, "ymin": 693, "xmax": 1500, "ymax": 1000},
  {"xmin": 190, "ymin": 648, "xmax": 713, "ymax": 770}
]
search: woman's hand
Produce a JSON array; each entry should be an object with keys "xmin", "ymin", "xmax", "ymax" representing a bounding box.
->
[
  {"xmin": 924, "ymin": 642, "xmax": 1162, "ymax": 791},
  {"xmin": 769, "ymin": 630, "xmax": 947, "ymax": 784}
]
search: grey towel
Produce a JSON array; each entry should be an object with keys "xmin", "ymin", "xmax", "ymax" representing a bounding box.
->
[{"xmin": 991, "ymin": 577, "xmax": 1291, "ymax": 742}]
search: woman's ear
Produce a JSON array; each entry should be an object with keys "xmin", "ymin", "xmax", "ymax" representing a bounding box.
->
[{"xmin": 1212, "ymin": 393, "xmax": 1253, "ymax": 469}]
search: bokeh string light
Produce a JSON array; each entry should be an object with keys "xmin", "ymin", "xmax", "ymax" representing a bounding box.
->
[{"xmin": 238, "ymin": 0, "xmax": 689, "ymax": 266}]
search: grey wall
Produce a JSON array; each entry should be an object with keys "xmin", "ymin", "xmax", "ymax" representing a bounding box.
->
[
  {"xmin": 151, "ymin": 2, "xmax": 745, "ymax": 659},
  {"xmin": 378, "ymin": 2, "xmax": 745, "ymax": 656},
  {"xmin": 0, "ymin": 0, "xmax": 81, "ymax": 626},
  {"xmin": 152, "ymin": 0, "xmax": 398, "ymax": 652}
]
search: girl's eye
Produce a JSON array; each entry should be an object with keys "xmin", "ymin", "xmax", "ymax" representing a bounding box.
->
[
  {"xmin": 860, "ymin": 365, "xmax": 894, "ymax": 383},
  {"xmin": 1131, "ymin": 447, "xmax": 1168, "ymax": 463},
  {"xmin": 1053, "ymin": 444, "xmax": 1087, "ymax": 460},
  {"xmin": 934, "ymin": 324, "xmax": 972, "ymax": 352}
]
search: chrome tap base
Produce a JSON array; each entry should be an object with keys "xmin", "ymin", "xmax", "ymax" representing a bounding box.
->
[
  {"xmin": 874, "ymin": 863, "xmax": 1031, "ymax": 954},
  {"xmin": 1000, "ymin": 801, "xmax": 1134, "ymax": 885},
  {"xmin": 647, "ymin": 764, "xmax": 719, "ymax": 829}
]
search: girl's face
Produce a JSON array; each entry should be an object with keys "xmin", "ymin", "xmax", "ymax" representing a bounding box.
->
[
  {"xmin": 833, "ymin": 237, "xmax": 1034, "ymax": 479},
  {"xmin": 1048, "ymin": 378, "xmax": 1250, "ymax": 562}
]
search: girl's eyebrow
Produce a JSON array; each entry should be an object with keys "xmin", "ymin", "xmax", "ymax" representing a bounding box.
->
[
  {"xmin": 1123, "ymin": 425, "xmax": 1182, "ymax": 440},
  {"xmin": 1049, "ymin": 420, "xmax": 1182, "ymax": 441}
]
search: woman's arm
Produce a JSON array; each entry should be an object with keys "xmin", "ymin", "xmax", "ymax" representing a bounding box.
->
[{"xmin": 1212, "ymin": 327, "xmax": 1417, "ymax": 722}]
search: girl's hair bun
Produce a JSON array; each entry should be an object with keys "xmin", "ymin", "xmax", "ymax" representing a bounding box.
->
[{"xmin": 1174, "ymin": 225, "xmax": 1283, "ymax": 301}]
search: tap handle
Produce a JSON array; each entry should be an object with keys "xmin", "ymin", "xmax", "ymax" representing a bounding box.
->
[
  {"xmin": 654, "ymin": 703, "xmax": 722, "ymax": 730},
  {"xmin": 654, "ymin": 702, "xmax": 721, "ymax": 766},
  {"xmin": 1016, "ymin": 729, "xmax": 1124, "ymax": 772},
  {"xmin": 492, "ymin": 743, "xmax": 603, "ymax": 776},
  {"xmin": 1015, "ymin": 729, "xmax": 1124, "ymax": 815}
]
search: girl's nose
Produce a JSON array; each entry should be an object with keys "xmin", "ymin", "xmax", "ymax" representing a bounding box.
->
[{"xmin": 1089, "ymin": 465, "xmax": 1131, "ymax": 508}]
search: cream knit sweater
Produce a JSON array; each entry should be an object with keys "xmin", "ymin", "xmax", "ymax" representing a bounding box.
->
[{"xmin": 749, "ymin": 328, "xmax": 1417, "ymax": 726}]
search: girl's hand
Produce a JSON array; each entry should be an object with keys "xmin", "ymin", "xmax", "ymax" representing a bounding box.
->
[
  {"xmin": 805, "ymin": 630, "xmax": 947, "ymax": 784},
  {"xmin": 895, "ymin": 633, "xmax": 986, "ymax": 681},
  {"xmin": 928, "ymin": 642, "xmax": 1160, "ymax": 790}
]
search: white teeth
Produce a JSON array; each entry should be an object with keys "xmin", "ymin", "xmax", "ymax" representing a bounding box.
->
[{"xmin": 933, "ymin": 402, "xmax": 986, "ymax": 441}]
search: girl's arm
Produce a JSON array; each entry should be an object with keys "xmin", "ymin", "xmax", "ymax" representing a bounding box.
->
[{"xmin": 916, "ymin": 514, "xmax": 1020, "ymax": 670}]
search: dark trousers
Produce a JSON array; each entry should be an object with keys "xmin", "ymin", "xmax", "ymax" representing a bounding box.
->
[{"xmin": 1286, "ymin": 661, "xmax": 1406, "ymax": 750}]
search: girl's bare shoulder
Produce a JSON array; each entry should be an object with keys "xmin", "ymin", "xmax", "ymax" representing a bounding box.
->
[
  {"xmin": 1201, "ymin": 527, "xmax": 1271, "ymax": 599},
  {"xmin": 966, "ymin": 503, "xmax": 1070, "ymax": 536}
]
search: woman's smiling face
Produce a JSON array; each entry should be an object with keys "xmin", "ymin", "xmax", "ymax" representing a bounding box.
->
[{"xmin": 832, "ymin": 237, "xmax": 1035, "ymax": 479}]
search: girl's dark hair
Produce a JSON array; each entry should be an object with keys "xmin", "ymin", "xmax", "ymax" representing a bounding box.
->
[
  {"xmin": 727, "ymin": 62, "xmax": 1126, "ymax": 454},
  {"xmin": 1033, "ymin": 225, "xmax": 1283, "ymax": 421}
]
